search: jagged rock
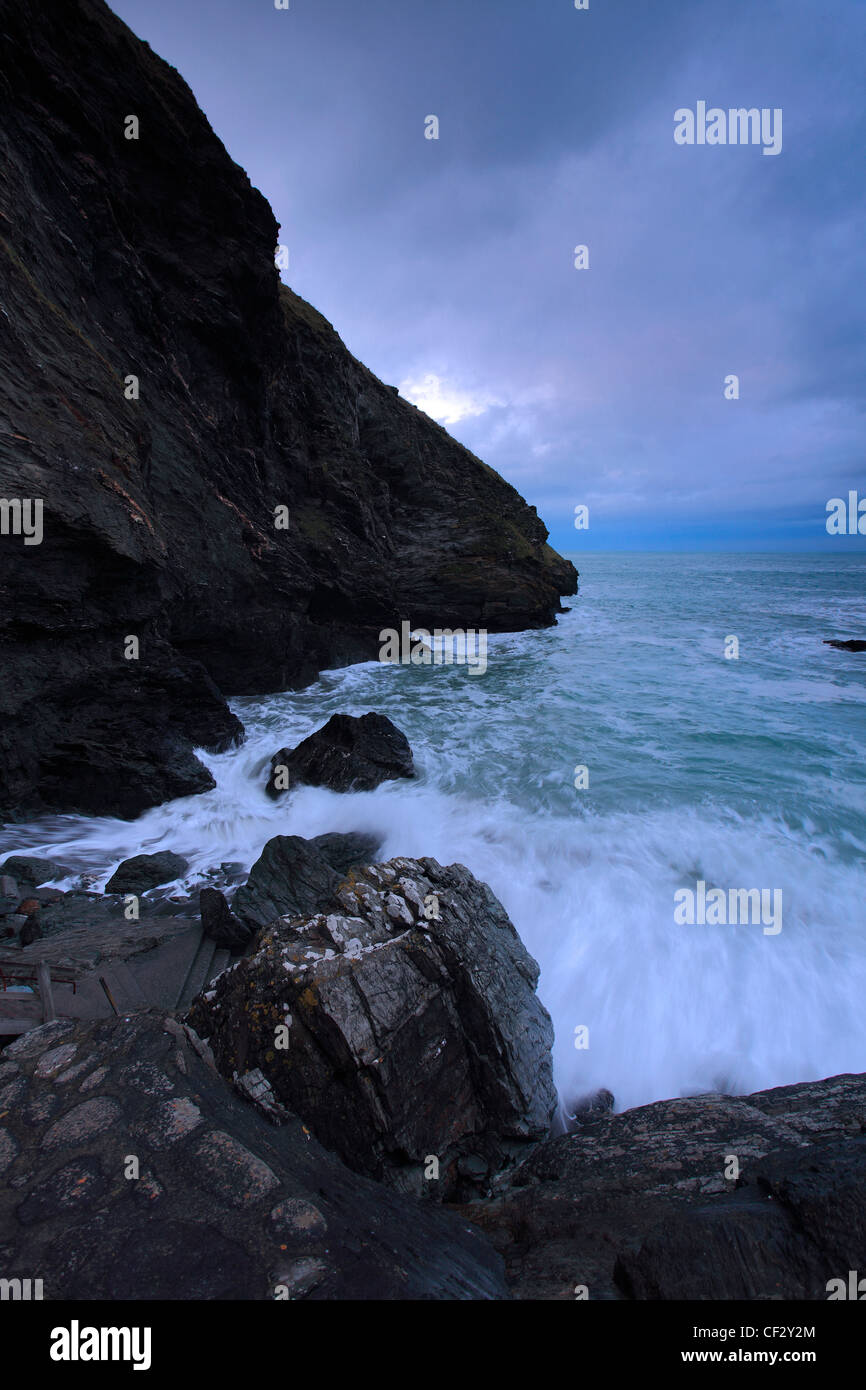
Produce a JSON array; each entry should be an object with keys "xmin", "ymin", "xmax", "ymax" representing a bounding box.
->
[
  {"xmin": 231, "ymin": 836, "xmax": 343, "ymax": 931},
  {"xmin": 0, "ymin": 0, "xmax": 576, "ymax": 822},
  {"xmin": 199, "ymin": 888, "xmax": 252, "ymax": 952},
  {"xmin": 308, "ymin": 831, "xmax": 382, "ymax": 876},
  {"xmin": 0, "ymin": 1013, "xmax": 508, "ymax": 1300},
  {"xmin": 0, "ymin": 857, "xmax": 69, "ymax": 888},
  {"xmin": 234, "ymin": 1068, "xmax": 290, "ymax": 1124},
  {"xmin": 2, "ymin": 889, "xmax": 191, "ymax": 950},
  {"xmin": 267, "ymin": 713, "xmax": 414, "ymax": 797},
  {"xmin": 455, "ymin": 1072, "xmax": 866, "ymax": 1300},
  {"xmin": 564, "ymin": 1087, "xmax": 616, "ymax": 1127},
  {"xmin": 825, "ymin": 639, "xmax": 866, "ymax": 651},
  {"xmin": 614, "ymin": 1137, "xmax": 866, "ymax": 1300},
  {"xmin": 187, "ymin": 857, "xmax": 557, "ymax": 1198},
  {"xmin": 105, "ymin": 853, "xmax": 189, "ymax": 895}
]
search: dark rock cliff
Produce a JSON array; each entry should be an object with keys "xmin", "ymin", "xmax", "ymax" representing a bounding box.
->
[{"xmin": 0, "ymin": 0, "xmax": 577, "ymax": 821}]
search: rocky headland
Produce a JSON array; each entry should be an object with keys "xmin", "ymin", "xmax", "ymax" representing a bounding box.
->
[{"xmin": 0, "ymin": 0, "xmax": 576, "ymax": 823}]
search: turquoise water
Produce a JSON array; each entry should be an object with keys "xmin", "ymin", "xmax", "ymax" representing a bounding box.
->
[{"xmin": 4, "ymin": 553, "xmax": 866, "ymax": 1111}]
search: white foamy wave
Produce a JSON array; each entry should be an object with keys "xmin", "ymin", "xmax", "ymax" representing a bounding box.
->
[{"xmin": 3, "ymin": 553, "xmax": 864, "ymax": 1113}]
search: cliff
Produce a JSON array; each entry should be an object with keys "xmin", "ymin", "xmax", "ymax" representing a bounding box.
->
[{"xmin": 0, "ymin": 0, "xmax": 576, "ymax": 820}]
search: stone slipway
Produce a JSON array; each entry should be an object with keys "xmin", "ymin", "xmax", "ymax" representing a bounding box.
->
[{"xmin": 0, "ymin": 1012, "xmax": 508, "ymax": 1299}]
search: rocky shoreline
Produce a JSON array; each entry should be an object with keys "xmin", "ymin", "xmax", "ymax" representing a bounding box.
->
[
  {"xmin": 1, "ymin": 0, "xmax": 863, "ymax": 1304},
  {"xmin": 2, "ymin": 735, "xmax": 865, "ymax": 1300}
]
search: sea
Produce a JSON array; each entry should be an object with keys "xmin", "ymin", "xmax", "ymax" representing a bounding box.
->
[{"xmin": 3, "ymin": 552, "xmax": 865, "ymax": 1113}]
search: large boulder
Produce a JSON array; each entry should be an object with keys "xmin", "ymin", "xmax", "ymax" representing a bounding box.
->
[
  {"xmin": 105, "ymin": 853, "xmax": 189, "ymax": 895},
  {"xmin": 0, "ymin": 1013, "xmax": 508, "ymax": 1299},
  {"xmin": 187, "ymin": 857, "xmax": 557, "ymax": 1198},
  {"xmin": 266, "ymin": 713, "xmax": 414, "ymax": 797},
  {"xmin": 231, "ymin": 836, "xmax": 344, "ymax": 931},
  {"xmin": 0, "ymin": 856, "xmax": 70, "ymax": 888}
]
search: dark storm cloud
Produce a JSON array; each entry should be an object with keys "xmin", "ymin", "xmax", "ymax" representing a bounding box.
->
[{"xmin": 111, "ymin": 0, "xmax": 866, "ymax": 550}]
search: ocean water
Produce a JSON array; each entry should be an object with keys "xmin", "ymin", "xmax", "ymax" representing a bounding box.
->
[{"xmin": 3, "ymin": 552, "xmax": 866, "ymax": 1113}]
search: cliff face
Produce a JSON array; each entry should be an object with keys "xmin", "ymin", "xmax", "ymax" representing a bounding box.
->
[{"xmin": 0, "ymin": 0, "xmax": 577, "ymax": 821}]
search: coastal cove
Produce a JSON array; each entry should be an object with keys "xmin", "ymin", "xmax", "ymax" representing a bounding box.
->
[{"xmin": 4, "ymin": 552, "xmax": 865, "ymax": 1115}]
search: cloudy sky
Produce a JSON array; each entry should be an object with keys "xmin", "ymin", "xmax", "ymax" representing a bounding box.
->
[{"xmin": 111, "ymin": 0, "xmax": 865, "ymax": 552}]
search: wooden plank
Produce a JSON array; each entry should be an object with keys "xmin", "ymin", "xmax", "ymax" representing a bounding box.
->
[{"xmin": 36, "ymin": 962, "xmax": 55, "ymax": 1022}]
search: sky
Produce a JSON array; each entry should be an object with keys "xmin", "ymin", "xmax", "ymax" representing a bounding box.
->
[{"xmin": 109, "ymin": 0, "xmax": 865, "ymax": 553}]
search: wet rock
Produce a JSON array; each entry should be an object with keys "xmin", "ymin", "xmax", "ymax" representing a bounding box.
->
[
  {"xmin": 199, "ymin": 887, "xmax": 253, "ymax": 951},
  {"xmin": 308, "ymin": 832, "xmax": 382, "ymax": 877},
  {"xmin": 266, "ymin": 713, "xmax": 414, "ymax": 796},
  {"xmin": 456, "ymin": 1073, "xmax": 866, "ymax": 1300},
  {"xmin": 824, "ymin": 639, "xmax": 866, "ymax": 651},
  {"xmin": 187, "ymin": 857, "xmax": 557, "ymax": 1197},
  {"xmin": 0, "ymin": 857, "xmax": 69, "ymax": 888},
  {"xmin": 232, "ymin": 836, "xmax": 343, "ymax": 931},
  {"xmin": 105, "ymin": 853, "xmax": 189, "ymax": 895},
  {"xmin": 563, "ymin": 1087, "xmax": 616, "ymax": 1130}
]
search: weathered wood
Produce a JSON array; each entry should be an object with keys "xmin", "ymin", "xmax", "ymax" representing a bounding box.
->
[
  {"xmin": 36, "ymin": 962, "xmax": 56, "ymax": 1021},
  {"xmin": 99, "ymin": 975, "xmax": 120, "ymax": 1016}
]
